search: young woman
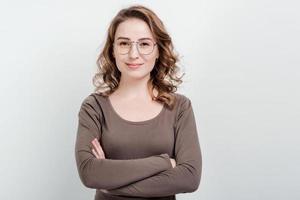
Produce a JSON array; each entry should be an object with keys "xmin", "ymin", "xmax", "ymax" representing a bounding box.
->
[{"xmin": 75, "ymin": 5, "xmax": 202, "ymax": 200}]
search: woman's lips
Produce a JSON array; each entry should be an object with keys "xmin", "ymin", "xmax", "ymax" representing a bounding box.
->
[{"xmin": 126, "ymin": 63, "xmax": 143, "ymax": 69}]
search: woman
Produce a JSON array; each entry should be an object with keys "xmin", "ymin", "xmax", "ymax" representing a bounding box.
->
[{"xmin": 75, "ymin": 5, "xmax": 202, "ymax": 200}]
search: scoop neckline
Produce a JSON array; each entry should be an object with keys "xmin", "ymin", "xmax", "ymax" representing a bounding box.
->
[{"xmin": 105, "ymin": 95, "xmax": 166, "ymax": 125}]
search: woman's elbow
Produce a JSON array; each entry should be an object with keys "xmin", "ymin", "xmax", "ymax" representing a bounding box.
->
[
  {"xmin": 79, "ymin": 171, "xmax": 98, "ymax": 189},
  {"xmin": 78, "ymin": 169, "xmax": 116, "ymax": 190},
  {"xmin": 187, "ymin": 175, "xmax": 201, "ymax": 192},
  {"xmin": 184, "ymin": 167, "xmax": 201, "ymax": 192}
]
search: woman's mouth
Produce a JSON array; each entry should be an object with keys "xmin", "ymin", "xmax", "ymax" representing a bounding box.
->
[{"xmin": 126, "ymin": 63, "xmax": 143, "ymax": 69}]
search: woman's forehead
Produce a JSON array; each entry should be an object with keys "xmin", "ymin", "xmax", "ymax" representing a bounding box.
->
[{"xmin": 115, "ymin": 19, "xmax": 154, "ymax": 40}]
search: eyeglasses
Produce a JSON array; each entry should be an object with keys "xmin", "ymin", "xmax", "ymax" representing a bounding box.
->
[{"xmin": 114, "ymin": 39, "xmax": 157, "ymax": 55}]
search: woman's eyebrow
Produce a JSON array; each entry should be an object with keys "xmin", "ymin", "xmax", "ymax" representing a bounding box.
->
[{"xmin": 116, "ymin": 37, "xmax": 153, "ymax": 40}]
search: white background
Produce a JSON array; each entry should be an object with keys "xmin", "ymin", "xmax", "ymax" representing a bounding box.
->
[{"xmin": 0, "ymin": 0, "xmax": 299, "ymax": 200}]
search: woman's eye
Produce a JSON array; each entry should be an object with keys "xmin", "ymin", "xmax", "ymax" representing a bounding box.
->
[
  {"xmin": 140, "ymin": 42, "xmax": 150, "ymax": 46},
  {"xmin": 119, "ymin": 42, "xmax": 130, "ymax": 46}
]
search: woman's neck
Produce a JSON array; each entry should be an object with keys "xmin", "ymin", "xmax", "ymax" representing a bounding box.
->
[{"xmin": 114, "ymin": 75, "xmax": 155, "ymax": 101}]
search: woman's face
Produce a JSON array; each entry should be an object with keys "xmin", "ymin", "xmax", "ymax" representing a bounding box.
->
[{"xmin": 113, "ymin": 18, "xmax": 159, "ymax": 81}]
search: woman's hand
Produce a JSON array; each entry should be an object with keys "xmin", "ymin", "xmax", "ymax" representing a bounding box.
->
[
  {"xmin": 100, "ymin": 189, "xmax": 109, "ymax": 193},
  {"xmin": 91, "ymin": 138, "xmax": 109, "ymax": 193},
  {"xmin": 170, "ymin": 158, "xmax": 176, "ymax": 168},
  {"xmin": 91, "ymin": 138, "xmax": 106, "ymax": 159}
]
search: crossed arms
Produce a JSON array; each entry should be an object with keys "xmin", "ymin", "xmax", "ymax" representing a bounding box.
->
[{"xmin": 75, "ymin": 95, "xmax": 202, "ymax": 197}]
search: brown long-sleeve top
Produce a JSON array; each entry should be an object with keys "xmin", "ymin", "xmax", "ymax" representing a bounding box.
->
[{"xmin": 75, "ymin": 92, "xmax": 202, "ymax": 200}]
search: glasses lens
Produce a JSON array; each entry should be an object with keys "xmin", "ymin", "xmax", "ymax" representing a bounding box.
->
[
  {"xmin": 116, "ymin": 40, "xmax": 131, "ymax": 54},
  {"xmin": 138, "ymin": 40, "xmax": 154, "ymax": 55}
]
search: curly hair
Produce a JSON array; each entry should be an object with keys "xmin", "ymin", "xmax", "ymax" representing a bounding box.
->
[{"xmin": 93, "ymin": 5, "xmax": 184, "ymax": 109}]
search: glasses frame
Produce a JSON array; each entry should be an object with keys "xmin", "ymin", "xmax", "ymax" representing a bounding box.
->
[{"xmin": 113, "ymin": 39, "xmax": 157, "ymax": 55}]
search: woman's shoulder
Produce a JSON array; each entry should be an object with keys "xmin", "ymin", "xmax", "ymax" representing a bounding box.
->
[
  {"xmin": 173, "ymin": 92, "xmax": 191, "ymax": 107},
  {"xmin": 171, "ymin": 92, "xmax": 194, "ymax": 125},
  {"xmin": 174, "ymin": 92, "xmax": 189, "ymax": 100},
  {"xmin": 79, "ymin": 92, "xmax": 107, "ymax": 110}
]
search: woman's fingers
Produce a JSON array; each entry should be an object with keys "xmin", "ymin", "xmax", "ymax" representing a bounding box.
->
[
  {"xmin": 91, "ymin": 143, "xmax": 102, "ymax": 159},
  {"xmin": 92, "ymin": 138, "xmax": 105, "ymax": 159},
  {"xmin": 94, "ymin": 139, "xmax": 105, "ymax": 158},
  {"xmin": 92, "ymin": 139, "xmax": 104, "ymax": 158},
  {"xmin": 100, "ymin": 189, "xmax": 109, "ymax": 193},
  {"xmin": 92, "ymin": 140, "xmax": 103, "ymax": 158},
  {"xmin": 92, "ymin": 139, "xmax": 102, "ymax": 154},
  {"xmin": 170, "ymin": 158, "xmax": 177, "ymax": 168},
  {"xmin": 92, "ymin": 148, "xmax": 100, "ymax": 159}
]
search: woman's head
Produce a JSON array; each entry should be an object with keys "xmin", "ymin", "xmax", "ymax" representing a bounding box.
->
[
  {"xmin": 93, "ymin": 5, "xmax": 184, "ymax": 108},
  {"xmin": 113, "ymin": 18, "xmax": 159, "ymax": 83}
]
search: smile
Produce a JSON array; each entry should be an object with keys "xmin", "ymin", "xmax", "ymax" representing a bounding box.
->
[{"xmin": 126, "ymin": 63, "xmax": 143, "ymax": 69}]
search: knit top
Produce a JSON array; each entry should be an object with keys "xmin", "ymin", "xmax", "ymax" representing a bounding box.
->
[{"xmin": 75, "ymin": 92, "xmax": 202, "ymax": 200}]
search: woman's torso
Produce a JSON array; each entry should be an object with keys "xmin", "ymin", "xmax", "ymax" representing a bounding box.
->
[{"xmin": 90, "ymin": 93, "xmax": 182, "ymax": 200}]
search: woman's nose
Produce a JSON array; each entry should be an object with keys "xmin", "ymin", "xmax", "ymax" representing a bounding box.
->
[{"xmin": 128, "ymin": 43, "xmax": 139, "ymax": 58}]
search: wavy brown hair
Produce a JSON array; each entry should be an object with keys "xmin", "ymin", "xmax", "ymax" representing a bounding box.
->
[{"xmin": 93, "ymin": 5, "xmax": 184, "ymax": 109}]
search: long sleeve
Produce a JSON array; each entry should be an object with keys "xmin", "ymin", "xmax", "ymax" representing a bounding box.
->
[
  {"xmin": 75, "ymin": 95, "xmax": 172, "ymax": 190},
  {"xmin": 107, "ymin": 97, "xmax": 202, "ymax": 197}
]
